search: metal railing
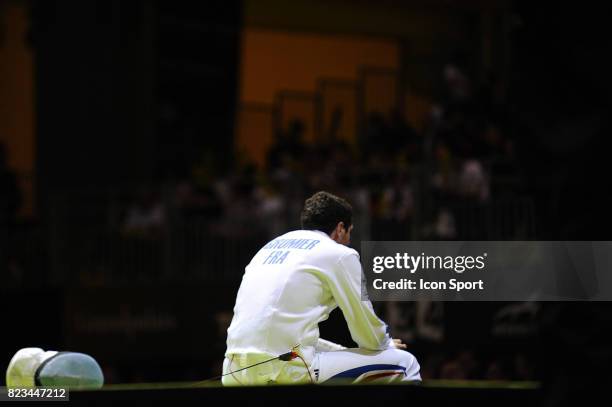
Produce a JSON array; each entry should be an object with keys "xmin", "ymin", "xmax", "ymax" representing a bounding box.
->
[{"xmin": 1, "ymin": 173, "xmax": 536, "ymax": 287}]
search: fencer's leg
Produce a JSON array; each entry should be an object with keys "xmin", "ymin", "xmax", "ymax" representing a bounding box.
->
[{"xmin": 316, "ymin": 348, "xmax": 421, "ymax": 384}]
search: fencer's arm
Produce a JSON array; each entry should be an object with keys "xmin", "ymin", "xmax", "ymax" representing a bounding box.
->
[
  {"xmin": 315, "ymin": 338, "xmax": 347, "ymax": 352},
  {"xmin": 326, "ymin": 252, "xmax": 393, "ymax": 351}
]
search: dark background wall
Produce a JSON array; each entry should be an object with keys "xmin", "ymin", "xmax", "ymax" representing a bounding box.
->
[
  {"xmin": 1, "ymin": 1, "xmax": 611, "ymax": 401},
  {"xmin": 32, "ymin": 0, "xmax": 241, "ymax": 199}
]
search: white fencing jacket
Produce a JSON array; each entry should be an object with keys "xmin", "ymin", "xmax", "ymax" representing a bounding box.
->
[{"xmin": 225, "ymin": 229, "xmax": 393, "ymax": 366}]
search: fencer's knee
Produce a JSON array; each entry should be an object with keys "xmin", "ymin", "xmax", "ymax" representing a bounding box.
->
[
  {"xmin": 387, "ymin": 347, "xmax": 415, "ymax": 361},
  {"xmin": 388, "ymin": 348, "xmax": 421, "ymax": 379}
]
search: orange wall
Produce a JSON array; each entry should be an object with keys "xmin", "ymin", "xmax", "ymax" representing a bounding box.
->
[
  {"xmin": 240, "ymin": 28, "xmax": 399, "ymax": 104},
  {"xmin": 237, "ymin": 28, "xmax": 399, "ymax": 166},
  {"xmin": 0, "ymin": 1, "xmax": 35, "ymax": 217}
]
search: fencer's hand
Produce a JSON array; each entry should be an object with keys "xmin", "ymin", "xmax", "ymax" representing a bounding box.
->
[{"xmin": 392, "ymin": 339, "xmax": 407, "ymax": 349}]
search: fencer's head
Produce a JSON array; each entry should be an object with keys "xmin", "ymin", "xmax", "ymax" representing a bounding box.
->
[{"xmin": 300, "ymin": 191, "xmax": 353, "ymax": 245}]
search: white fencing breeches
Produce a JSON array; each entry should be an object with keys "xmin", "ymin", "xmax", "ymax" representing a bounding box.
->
[
  {"xmin": 313, "ymin": 347, "xmax": 421, "ymax": 384},
  {"xmin": 222, "ymin": 347, "xmax": 421, "ymax": 385}
]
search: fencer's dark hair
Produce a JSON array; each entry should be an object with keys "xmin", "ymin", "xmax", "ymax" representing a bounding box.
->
[{"xmin": 300, "ymin": 191, "xmax": 352, "ymax": 234}]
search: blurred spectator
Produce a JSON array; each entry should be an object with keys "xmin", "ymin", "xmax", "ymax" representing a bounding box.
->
[
  {"xmin": 376, "ymin": 171, "xmax": 414, "ymax": 239},
  {"xmin": 267, "ymin": 119, "xmax": 307, "ymax": 172},
  {"xmin": 432, "ymin": 208, "xmax": 456, "ymax": 239},
  {"xmin": 254, "ymin": 183, "xmax": 286, "ymax": 237},
  {"xmin": 431, "ymin": 142, "xmax": 455, "ymax": 193},
  {"xmin": 443, "ymin": 63, "xmax": 472, "ymax": 105},
  {"xmin": 458, "ymin": 159, "xmax": 489, "ymax": 202},
  {"xmin": 360, "ymin": 111, "xmax": 390, "ymax": 155},
  {"xmin": 174, "ymin": 180, "xmax": 222, "ymax": 220},
  {"xmin": 123, "ymin": 187, "xmax": 166, "ymax": 237}
]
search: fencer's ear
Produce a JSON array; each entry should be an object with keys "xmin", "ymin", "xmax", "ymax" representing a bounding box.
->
[
  {"xmin": 330, "ymin": 222, "xmax": 345, "ymax": 242},
  {"xmin": 335, "ymin": 222, "xmax": 345, "ymax": 236}
]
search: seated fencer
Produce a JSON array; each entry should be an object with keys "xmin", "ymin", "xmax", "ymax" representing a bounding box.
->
[{"xmin": 222, "ymin": 191, "xmax": 421, "ymax": 385}]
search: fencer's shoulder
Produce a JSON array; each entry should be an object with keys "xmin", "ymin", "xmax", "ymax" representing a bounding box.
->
[
  {"xmin": 334, "ymin": 244, "xmax": 359, "ymax": 259},
  {"xmin": 318, "ymin": 236, "xmax": 359, "ymax": 264}
]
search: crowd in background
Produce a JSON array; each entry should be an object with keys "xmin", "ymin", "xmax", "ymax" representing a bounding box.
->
[
  {"xmin": 1, "ymin": 62, "xmax": 536, "ymax": 383},
  {"xmin": 107, "ymin": 63, "xmax": 536, "ymax": 383},
  {"xmin": 117, "ymin": 62, "xmax": 525, "ymax": 248}
]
